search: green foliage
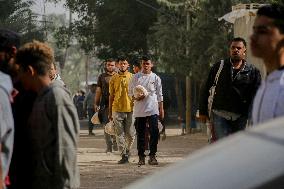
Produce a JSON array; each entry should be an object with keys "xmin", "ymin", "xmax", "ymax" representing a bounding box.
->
[
  {"xmin": 93, "ymin": 0, "xmax": 159, "ymax": 59},
  {"xmin": 148, "ymin": 3, "xmax": 188, "ymax": 74},
  {"xmin": 0, "ymin": 0, "xmax": 45, "ymax": 43},
  {"xmin": 188, "ymin": 0, "xmax": 233, "ymax": 78},
  {"xmin": 50, "ymin": 0, "xmax": 159, "ymax": 60}
]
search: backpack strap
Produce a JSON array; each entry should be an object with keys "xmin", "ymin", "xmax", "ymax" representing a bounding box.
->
[{"xmin": 213, "ymin": 60, "xmax": 224, "ymax": 86}]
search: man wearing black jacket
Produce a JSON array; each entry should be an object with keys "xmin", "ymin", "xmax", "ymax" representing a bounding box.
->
[{"xmin": 199, "ymin": 37, "xmax": 261, "ymax": 141}]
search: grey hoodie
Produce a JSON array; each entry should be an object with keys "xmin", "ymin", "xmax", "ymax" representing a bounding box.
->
[{"xmin": 0, "ymin": 71, "xmax": 14, "ymax": 181}]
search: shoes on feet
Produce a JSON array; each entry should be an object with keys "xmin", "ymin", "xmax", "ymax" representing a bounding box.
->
[
  {"xmin": 105, "ymin": 146, "xmax": 112, "ymax": 153},
  {"xmin": 89, "ymin": 132, "xmax": 95, "ymax": 136},
  {"xmin": 118, "ymin": 154, "xmax": 129, "ymax": 164},
  {"xmin": 148, "ymin": 155, "xmax": 158, "ymax": 165},
  {"xmin": 138, "ymin": 156, "xmax": 145, "ymax": 166},
  {"xmin": 113, "ymin": 143, "xmax": 118, "ymax": 151}
]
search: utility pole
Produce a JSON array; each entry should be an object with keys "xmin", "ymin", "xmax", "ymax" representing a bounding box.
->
[
  {"xmin": 43, "ymin": 0, "xmax": 48, "ymax": 40},
  {"xmin": 185, "ymin": 1, "xmax": 192, "ymax": 134},
  {"xmin": 85, "ymin": 53, "xmax": 89, "ymax": 92},
  {"xmin": 62, "ymin": 8, "xmax": 72, "ymax": 70}
]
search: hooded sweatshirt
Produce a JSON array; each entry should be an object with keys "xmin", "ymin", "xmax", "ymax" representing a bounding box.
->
[{"xmin": 0, "ymin": 71, "xmax": 14, "ymax": 180}]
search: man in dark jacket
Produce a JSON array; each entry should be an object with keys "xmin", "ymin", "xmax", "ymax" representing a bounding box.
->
[{"xmin": 199, "ymin": 37, "xmax": 261, "ymax": 141}]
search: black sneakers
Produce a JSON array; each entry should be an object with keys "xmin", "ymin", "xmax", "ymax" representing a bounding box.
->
[
  {"xmin": 88, "ymin": 132, "xmax": 95, "ymax": 136},
  {"xmin": 138, "ymin": 156, "xmax": 145, "ymax": 166},
  {"xmin": 148, "ymin": 155, "xmax": 158, "ymax": 165},
  {"xmin": 113, "ymin": 143, "xmax": 118, "ymax": 151},
  {"xmin": 118, "ymin": 154, "xmax": 129, "ymax": 164}
]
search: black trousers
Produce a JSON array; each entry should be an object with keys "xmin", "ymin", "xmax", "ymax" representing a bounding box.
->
[{"xmin": 135, "ymin": 114, "xmax": 159, "ymax": 157}]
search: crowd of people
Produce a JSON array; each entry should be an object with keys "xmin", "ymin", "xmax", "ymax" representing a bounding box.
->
[{"xmin": 0, "ymin": 3, "xmax": 283, "ymax": 189}]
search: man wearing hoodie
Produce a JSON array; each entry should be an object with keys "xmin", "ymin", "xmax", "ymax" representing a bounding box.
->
[{"xmin": 15, "ymin": 41, "xmax": 80, "ymax": 189}]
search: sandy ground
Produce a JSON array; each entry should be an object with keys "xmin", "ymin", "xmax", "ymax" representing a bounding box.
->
[{"xmin": 78, "ymin": 120, "xmax": 208, "ymax": 189}]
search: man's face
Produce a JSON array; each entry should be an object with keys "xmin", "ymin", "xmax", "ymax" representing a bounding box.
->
[
  {"xmin": 141, "ymin": 60, "xmax": 153, "ymax": 72},
  {"xmin": 118, "ymin": 60, "xmax": 129, "ymax": 72},
  {"xmin": 229, "ymin": 41, "xmax": 246, "ymax": 61},
  {"xmin": 105, "ymin": 61, "xmax": 116, "ymax": 73},
  {"xmin": 250, "ymin": 15, "xmax": 284, "ymax": 61},
  {"xmin": 49, "ymin": 63, "xmax": 56, "ymax": 80},
  {"xmin": 133, "ymin": 65, "xmax": 140, "ymax": 73},
  {"xmin": 18, "ymin": 65, "xmax": 34, "ymax": 91}
]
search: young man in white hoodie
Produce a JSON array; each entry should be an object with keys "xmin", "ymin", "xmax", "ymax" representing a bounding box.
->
[{"xmin": 129, "ymin": 56, "xmax": 164, "ymax": 166}]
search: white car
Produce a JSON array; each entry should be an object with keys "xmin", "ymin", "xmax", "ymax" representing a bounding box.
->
[{"xmin": 126, "ymin": 117, "xmax": 284, "ymax": 189}]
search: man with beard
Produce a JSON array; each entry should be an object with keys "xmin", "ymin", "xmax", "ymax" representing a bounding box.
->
[
  {"xmin": 0, "ymin": 29, "xmax": 37, "ymax": 189},
  {"xmin": 109, "ymin": 57, "xmax": 135, "ymax": 164},
  {"xmin": 95, "ymin": 59, "xmax": 118, "ymax": 152},
  {"xmin": 198, "ymin": 37, "xmax": 261, "ymax": 141}
]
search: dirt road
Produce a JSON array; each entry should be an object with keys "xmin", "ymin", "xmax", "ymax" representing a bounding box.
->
[{"xmin": 78, "ymin": 120, "xmax": 208, "ymax": 189}]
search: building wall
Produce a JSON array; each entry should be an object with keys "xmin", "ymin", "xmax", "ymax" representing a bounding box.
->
[{"xmin": 234, "ymin": 14, "xmax": 266, "ymax": 78}]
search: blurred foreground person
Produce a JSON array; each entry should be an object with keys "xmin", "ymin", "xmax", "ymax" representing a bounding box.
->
[
  {"xmin": 199, "ymin": 37, "xmax": 261, "ymax": 141},
  {"xmin": 0, "ymin": 71, "xmax": 14, "ymax": 189},
  {"xmin": 0, "ymin": 28, "xmax": 33, "ymax": 189},
  {"xmin": 251, "ymin": 3, "xmax": 284, "ymax": 125},
  {"xmin": 16, "ymin": 41, "xmax": 80, "ymax": 189}
]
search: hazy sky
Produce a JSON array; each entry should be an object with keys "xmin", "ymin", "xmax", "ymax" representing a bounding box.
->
[{"xmin": 32, "ymin": 0, "xmax": 68, "ymax": 15}]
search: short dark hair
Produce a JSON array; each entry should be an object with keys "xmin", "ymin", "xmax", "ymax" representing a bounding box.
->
[
  {"xmin": 257, "ymin": 3, "xmax": 284, "ymax": 34},
  {"xmin": 106, "ymin": 58, "xmax": 114, "ymax": 62},
  {"xmin": 133, "ymin": 59, "xmax": 141, "ymax": 68},
  {"xmin": 141, "ymin": 55, "xmax": 151, "ymax": 61},
  {"xmin": 16, "ymin": 41, "xmax": 54, "ymax": 76},
  {"xmin": 117, "ymin": 56, "xmax": 128, "ymax": 62},
  {"xmin": 0, "ymin": 28, "xmax": 20, "ymax": 51},
  {"xmin": 231, "ymin": 37, "xmax": 247, "ymax": 47}
]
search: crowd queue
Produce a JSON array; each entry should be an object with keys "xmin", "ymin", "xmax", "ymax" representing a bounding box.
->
[{"xmin": 0, "ymin": 3, "xmax": 283, "ymax": 189}]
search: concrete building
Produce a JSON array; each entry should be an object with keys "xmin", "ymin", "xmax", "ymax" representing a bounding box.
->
[{"xmin": 219, "ymin": 3, "xmax": 266, "ymax": 77}]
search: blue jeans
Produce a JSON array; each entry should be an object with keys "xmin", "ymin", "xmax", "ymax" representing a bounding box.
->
[{"xmin": 212, "ymin": 112, "xmax": 247, "ymax": 140}]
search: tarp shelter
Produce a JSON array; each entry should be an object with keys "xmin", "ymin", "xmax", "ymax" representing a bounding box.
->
[{"xmin": 219, "ymin": 3, "xmax": 266, "ymax": 77}]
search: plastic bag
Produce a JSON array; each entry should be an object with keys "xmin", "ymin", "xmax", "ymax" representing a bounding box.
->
[
  {"xmin": 133, "ymin": 85, "xmax": 148, "ymax": 98},
  {"xmin": 105, "ymin": 121, "xmax": 116, "ymax": 135},
  {"xmin": 91, "ymin": 112, "xmax": 101, "ymax": 125}
]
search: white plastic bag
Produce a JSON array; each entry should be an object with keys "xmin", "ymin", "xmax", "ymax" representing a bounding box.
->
[
  {"xmin": 91, "ymin": 112, "xmax": 101, "ymax": 125},
  {"xmin": 105, "ymin": 121, "xmax": 116, "ymax": 136},
  {"xmin": 133, "ymin": 85, "xmax": 148, "ymax": 98},
  {"xmin": 158, "ymin": 120, "xmax": 164, "ymax": 133}
]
